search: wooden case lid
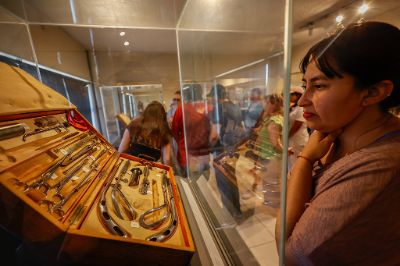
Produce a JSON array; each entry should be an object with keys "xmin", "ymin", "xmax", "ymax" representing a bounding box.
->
[{"xmin": 0, "ymin": 62, "xmax": 75, "ymax": 116}]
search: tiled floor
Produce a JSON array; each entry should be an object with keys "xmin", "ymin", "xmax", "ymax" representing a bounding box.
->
[
  {"xmin": 195, "ymin": 153, "xmax": 281, "ymax": 266},
  {"xmin": 236, "ymin": 195, "xmax": 280, "ymax": 266}
]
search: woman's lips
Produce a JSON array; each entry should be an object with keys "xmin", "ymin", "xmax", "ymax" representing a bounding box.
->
[{"xmin": 303, "ymin": 112, "xmax": 315, "ymax": 119}]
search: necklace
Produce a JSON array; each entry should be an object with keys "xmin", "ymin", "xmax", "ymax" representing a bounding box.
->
[
  {"xmin": 351, "ymin": 114, "xmax": 392, "ymax": 153},
  {"xmin": 327, "ymin": 114, "xmax": 393, "ymax": 163}
]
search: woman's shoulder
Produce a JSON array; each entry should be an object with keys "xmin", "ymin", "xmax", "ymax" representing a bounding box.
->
[
  {"xmin": 315, "ymin": 136, "xmax": 400, "ymax": 193},
  {"xmin": 361, "ymin": 130, "xmax": 400, "ymax": 161},
  {"xmin": 336, "ymin": 130, "xmax": 400, "ymax": 166},
  {"xmin": 331, "ymin": 136, "xmax": 400, "ymax": 173}
]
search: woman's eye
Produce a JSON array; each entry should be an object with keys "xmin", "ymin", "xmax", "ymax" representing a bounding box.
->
[{"xmin": 312, "ymin": 84, "xmax": 326, "ymax": 90}]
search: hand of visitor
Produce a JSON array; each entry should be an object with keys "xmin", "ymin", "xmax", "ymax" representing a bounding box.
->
[{"xmin": 301, "ymin": 129, "xmax": 342, "ymax": 162}]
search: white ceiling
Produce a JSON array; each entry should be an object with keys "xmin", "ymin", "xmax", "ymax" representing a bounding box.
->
[
  {"xmin": 1, "ymin": 0, "xmax": 399, "ymax": 86},
  {"xmin": 13, "ymin": 0, "xmax": 185, "ymax": 28},
  {"xmin": 1, "ymin": 0, "xmax": 399, "ymax": 56},
  {"xmin": 63, "ymin": 27, "xmax": 178, "ymax": 53}
]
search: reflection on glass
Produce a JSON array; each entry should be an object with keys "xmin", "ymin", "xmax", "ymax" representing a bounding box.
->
[{"xmin": 99, "ymin": 86, "xmax": 121, "ymax": 145}]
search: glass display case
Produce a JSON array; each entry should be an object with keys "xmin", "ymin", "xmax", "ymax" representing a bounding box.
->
[
  {"xmin": 176, "ymin": 2, "xmax": 286, "ymax": 265},
  {"xmin": 1, "ymin": 0, "xmax": 400, "ymax": 265}
]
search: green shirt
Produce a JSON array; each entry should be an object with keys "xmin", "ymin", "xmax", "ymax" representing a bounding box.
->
[{"xmin": 255, "ymin": 114, "xmax": 283, "ymax": 160}]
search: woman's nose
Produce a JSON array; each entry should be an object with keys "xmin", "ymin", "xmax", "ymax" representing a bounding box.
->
[{"xmin": 298, "ymin": 90, "xmax": 309, "ymax": 107}]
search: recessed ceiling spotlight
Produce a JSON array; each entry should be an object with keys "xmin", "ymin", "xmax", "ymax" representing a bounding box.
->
[
  {"xmin": 120, "ymin": 31, "xmax": 125, "ymax": 36},
  {"xmin": 124, "ymin": 41, "xmax": 129, "ymax": 46},
  {"xmin": 336, "ymin": 15, "xmax": 344, "ymax": 23},
  {"xmin": 358, "ymin": 4, "xmax": 369, "ymax": 14}
]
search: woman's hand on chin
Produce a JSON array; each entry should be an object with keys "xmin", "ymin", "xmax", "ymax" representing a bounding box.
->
[{"xmin": 301, "ymin": 129, "xmax": 343, "ymax": 162}]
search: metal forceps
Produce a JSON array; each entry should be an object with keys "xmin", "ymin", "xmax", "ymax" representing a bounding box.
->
[
  {"xmin": 12, "ymin": 133, "xmax": 93, "ymax": 193},
  {"xmin": 111, "ymin": 159, "xmax": 137, "ymax": 221},
  {"xmin": 138, "ymin": 164, "xmax": 151, "ymax": 195}
]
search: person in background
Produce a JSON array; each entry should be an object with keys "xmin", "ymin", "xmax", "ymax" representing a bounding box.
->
[
  {"xmin": 171, "ymin": 84, "xmax": 211, "ymax": 179},
  {"xmin": 249, "ymin": 94, "xmax": 283, "ymax": 205},
  {"xmin": 288, "ymin": 86, "xmax": 309, "ymax": 169},
  {"xmin": 118, "ymin": 101, "xmax": 172, "ymax": 165},
  {"xmin": 167, "ymin": 90, "xmax": 181, "ymax": 126},
  {"xmin": 208, "ymin": 84, "xmax": 246, "ymax": 153},
  {"xmin": 136, "ymin": 100, "xmax": 144, "ymax": 115},
  {"xmin": 276, "ymin": 21, "xmax": 400, "ymax": 265},
  {"xmin": 244, "ymin": 88, "xmax": 264, "ymax": 137},
  {"xmin": 207, "ymin": 83, "xmax": 245, "ymax": 219}
]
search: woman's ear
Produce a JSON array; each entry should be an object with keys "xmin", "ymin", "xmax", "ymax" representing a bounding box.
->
[{"xmin": 362, "ymin": 80, "xmax": 394, "ymax": 106}]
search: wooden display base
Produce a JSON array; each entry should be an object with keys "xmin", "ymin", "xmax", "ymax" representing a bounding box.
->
[{"xmin": 0, "ymin": 111, "xmax": 194, "ymax": 266}]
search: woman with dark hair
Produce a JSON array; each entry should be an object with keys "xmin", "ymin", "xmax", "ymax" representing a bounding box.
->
[
  {"xmin": 276, "ymin": 21, "xmax": 400, "ymax": 265},
  {"xmin": 118, "ymin": 101, "xmax": 172, "ymax": 165}
]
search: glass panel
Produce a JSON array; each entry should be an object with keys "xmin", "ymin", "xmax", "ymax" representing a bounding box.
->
[
  {"xmin": 0, "ymin": 1, "xmax": 26, "ymax": 21},
  {"xmin": 28, "ymin": 24, "xmax": 97, "ymax": 128},
  {"xmin": 177, "ymin": 1, "xmax": 286, "ymax": 265},
  {"xmin": 81, "ymin": 26, "xmax": 179, "ymax": 144},
  {"xmin": 99, "ymin": 86, "xmax": 121, "ymax": 145},
  {"xmin": 0, "ymin": 6, "xmax": 36, "ymax": 76},
  {"xmin": 20, "ymin": 0, "xmax": 184, "ymax": 28},
  {"xmin": 100, "ymin": 84, "xmax": 164, "ymax": 147},
  {"xmin": 1, "ymin": 0, "xmax": 399, "ymax": 265}
]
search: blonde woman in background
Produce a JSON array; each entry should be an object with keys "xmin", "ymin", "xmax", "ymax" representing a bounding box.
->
[{"xmin": 249, "ymin": 94, "xmax": 283, "ymax": 206}]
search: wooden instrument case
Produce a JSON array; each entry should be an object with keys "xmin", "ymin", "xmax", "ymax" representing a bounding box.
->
[{"xmin": 0, "ymin": 62, "xmax": 194, "ymax": 266}]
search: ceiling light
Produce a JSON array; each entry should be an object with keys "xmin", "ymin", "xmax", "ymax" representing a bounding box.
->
[
  {"xmin": 336, "ymin": 15, "xmax": 344, "ymax": 23},
  {"xmin": 124, "ymin": 41, "xmax": 129, "ymax": 46},
  {"xmin": 358, "ymin": 4, "xmax": 369, "ymax": 14},
  {"xmin": 120, "ymin": 31, "xmax": 125, "ymax": 36}
]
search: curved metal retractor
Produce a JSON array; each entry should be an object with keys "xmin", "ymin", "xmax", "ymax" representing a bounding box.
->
[
  {"xmin": 145, "ymin": 173, "xmax": 178, "ymax": 242},
  {"xmin": 139, "ymin": 170, "xmax": 170, "ymax": 229},
  {"xmin": 98, "ymin": 157, "xmax": 130, "ymax": 238}
]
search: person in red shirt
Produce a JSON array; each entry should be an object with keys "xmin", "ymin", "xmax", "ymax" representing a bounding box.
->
[{"xmin": 172, "ymin": 84, "xmax": 212, "ymax": 179}]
